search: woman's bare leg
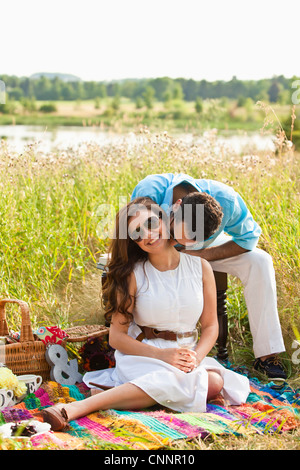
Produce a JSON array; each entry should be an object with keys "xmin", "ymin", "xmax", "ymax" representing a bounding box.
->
[
  {"xmin": 62, "ymin": 383, "xmax": 157, "ymax": 421},
  {"xmin": 207, "ymin": 371, "xmax": 224, "ymax": 401},
  {"xmin": 47, "ymin": 373, "xmax": 224, "ymax": 425}
]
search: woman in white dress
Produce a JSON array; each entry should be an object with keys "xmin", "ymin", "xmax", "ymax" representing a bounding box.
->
[{"xmin": 42, "ymin": 197, "xmax": 250, "ymax": 431}]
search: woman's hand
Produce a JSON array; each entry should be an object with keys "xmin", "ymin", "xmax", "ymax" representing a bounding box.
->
[{"xmin": 158, "ymin": 348, "xmax": 197, "ymax": 373}]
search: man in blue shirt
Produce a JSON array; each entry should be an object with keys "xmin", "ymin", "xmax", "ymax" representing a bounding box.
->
[{"xmin": 131, "ymin": 173, "xmax": 286, "ymax": 380}]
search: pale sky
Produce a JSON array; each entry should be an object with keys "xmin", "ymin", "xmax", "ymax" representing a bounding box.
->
[{"xmin": 1, "ymin": 0, "xmax": 299, "ymax": 82}]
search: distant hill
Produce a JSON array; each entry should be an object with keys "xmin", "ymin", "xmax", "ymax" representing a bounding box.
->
[{"xmin": 30, "ymin": 72, "xmax": 82, "ymax": 82}]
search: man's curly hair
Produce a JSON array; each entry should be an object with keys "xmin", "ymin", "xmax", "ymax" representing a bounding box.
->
[{"xmin": 175, "ymin": 191, "xmax": 223, "ymax": 241}]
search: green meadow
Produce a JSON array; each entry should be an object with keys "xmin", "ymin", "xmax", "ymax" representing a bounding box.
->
[
  {"xmin": 0, "ymin": 119, "xmax": 299, "ymax": 369},
  {"xmin": 0, "ymin": 97, "xmax": 297, "ymax": 134},
  {"xmin": 0, "ymin": 104, "xmax": 299, "ymax": 449}
]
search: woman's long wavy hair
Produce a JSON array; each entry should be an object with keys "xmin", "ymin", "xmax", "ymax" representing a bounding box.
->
[{"xmin": 102, "ymin": 197, "xmax": 163, "ymax": 324}]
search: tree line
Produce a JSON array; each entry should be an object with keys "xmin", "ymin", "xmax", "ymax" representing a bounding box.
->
[{"xmin": 0, "ymin": 73, "xmax": 298, "ymax": 105}]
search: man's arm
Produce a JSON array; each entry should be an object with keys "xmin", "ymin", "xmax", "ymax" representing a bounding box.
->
[{"xmin": 182, "ymin": 240, "xmax": 249, "ymax": 261}]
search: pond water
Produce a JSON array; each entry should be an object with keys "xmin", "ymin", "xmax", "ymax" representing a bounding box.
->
[{"xmin": 0, "ymin": 124, "xmax": 276, "ymax": 154}]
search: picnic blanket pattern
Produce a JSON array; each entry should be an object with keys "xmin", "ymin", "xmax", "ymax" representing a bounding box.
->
[{"xmin": 0, "ymin": 375, "xmax": 299, "ymax": 449}]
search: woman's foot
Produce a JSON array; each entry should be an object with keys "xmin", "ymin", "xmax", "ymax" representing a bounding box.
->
[{"xmin": 41, "ymin": 404, "xmax": 70, "ymax": 431}]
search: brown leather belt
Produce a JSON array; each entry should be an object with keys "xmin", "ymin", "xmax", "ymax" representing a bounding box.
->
[{"xmin": 136, "ymin": 325, "xmax": 177, "ymax": 342}]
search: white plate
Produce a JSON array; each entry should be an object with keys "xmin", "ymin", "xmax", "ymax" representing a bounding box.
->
[{"xmin": 0, "ymin": 420, "xmax": 51, "ymax": 439}]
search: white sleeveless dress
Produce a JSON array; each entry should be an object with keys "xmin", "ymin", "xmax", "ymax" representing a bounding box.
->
[{"xmin": 83, "ymin": 253, "xmax": 250, "ymax": 412}]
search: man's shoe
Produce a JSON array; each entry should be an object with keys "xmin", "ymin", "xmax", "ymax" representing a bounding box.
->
[
  {"xmin": 253, "ymin": 355, "xmax": 287, "ymax": 381},
  {"xmin": 41, "ymin": 405, "xmax": 70, "ymax": 431}
]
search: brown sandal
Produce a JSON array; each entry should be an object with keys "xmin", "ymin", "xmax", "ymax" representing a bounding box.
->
[{"xmin": 41, "ymin": 405, "xmax": 70, "ymax": 432}]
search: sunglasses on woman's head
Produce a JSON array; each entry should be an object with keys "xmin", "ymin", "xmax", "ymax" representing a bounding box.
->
[{"xmin": 129, "ymin": 215, "xmax": 161, "ymax": 242}]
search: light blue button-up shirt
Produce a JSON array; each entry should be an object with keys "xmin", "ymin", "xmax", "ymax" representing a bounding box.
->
[{"xmin": 131, "ymin": 173, "xmax": 261, "ymax": 251}]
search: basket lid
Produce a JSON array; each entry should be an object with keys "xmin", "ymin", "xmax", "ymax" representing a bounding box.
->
[{"xmin": 64, "ymin": 325, "xmax": 109, "ymax": 342}]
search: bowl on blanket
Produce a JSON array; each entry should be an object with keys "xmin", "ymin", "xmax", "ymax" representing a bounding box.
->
[{"xmin": 0, "ymin": 420, "xmax": 51, "ymax": 439}]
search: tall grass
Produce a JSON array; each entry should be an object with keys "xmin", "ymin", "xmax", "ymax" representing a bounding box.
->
[{"xmin": 0, "ymin": 128, "xmax": 299, "ymax": 379}]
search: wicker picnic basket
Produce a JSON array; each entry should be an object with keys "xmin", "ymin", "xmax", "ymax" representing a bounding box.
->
[
  {"xmin": 64, "ymin": 324, "xmax": 109, "ymax": 343},
  {"xmin": 0, "ymin": 299, "xmax": 50, "ymax": 381}
]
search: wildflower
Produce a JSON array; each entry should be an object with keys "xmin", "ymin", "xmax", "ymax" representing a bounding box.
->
[{"xmin": 0, "ymin": 367, "xmax": 27, "ymax": 397}]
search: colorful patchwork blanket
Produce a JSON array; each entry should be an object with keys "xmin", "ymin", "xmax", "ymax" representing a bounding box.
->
[{"xmin": 0, "ymin": 375, "xmax": 299, "ymax": 450}]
